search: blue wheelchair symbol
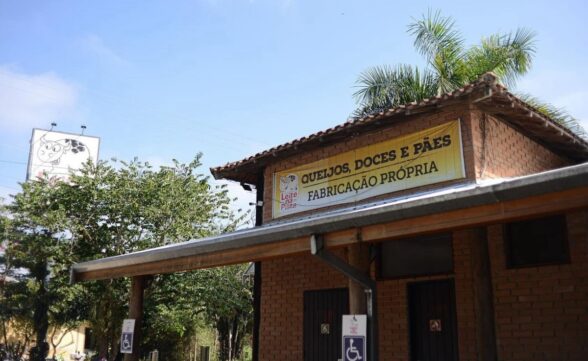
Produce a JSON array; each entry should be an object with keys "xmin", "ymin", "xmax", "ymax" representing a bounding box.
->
[{"xmin": 344, "ymin": 336, "xmax": 365, "ymax": 361}]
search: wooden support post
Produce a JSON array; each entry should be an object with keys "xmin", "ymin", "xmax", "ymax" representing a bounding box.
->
[
  {"xmin": 252, "ymin": 262, "xmax": 262, "ymax": 361},
  {"xmin": 312, "ymin": 234, "xmax": 378, "ymax": 361},
  {"xmin": 252, "ymin": 170, "xmax": 264, "ymax": 361},
  {"xmin": 124, "ymin": 276, "xmax": 146, "ymax": 361},
  {"xmin": 469, "ymin": 228, "xmax": 498, "ymax": 361},
  {"xmin": 347, "ymin": 242, "xmax": 370, "ymax": 314}
]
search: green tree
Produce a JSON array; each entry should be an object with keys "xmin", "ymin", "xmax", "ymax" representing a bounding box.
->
[
  {"xmin": 142, "ymin": 266, "xmax": 253, "ymax": 361},
  {"xmin": 0, "ymin": 269, "xmax": 34, "ymax": 361},
  {"xmin": 3, "ymin": 155, "xmax": 249, "ymax": 361},
  {"xmin": 353, "ymin": 10, "xmax": 586, "ymax": 137},
  {"xmin": 3, "ymin": 179, "xmax": 86, "ymax": 361},
  {"xmin": 142, "ymin": 273, "xmax": 204, "ymax": 361},
  {"xmin": 142, "ymin": 262, "xmax": 253, "ymax": 361},
  {"xmin": 197, "ymin": 264, "xmax": 252, "ymax": 361},
  {"xmin": 57, "ymin": 156, "xmax": 247, "ymax": 361},
  {"xmin": 0, "ymin": 205, "xmax": 34, "ymax": 361}
]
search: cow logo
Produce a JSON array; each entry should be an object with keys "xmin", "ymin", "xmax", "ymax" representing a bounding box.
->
[
  {"xmin": 37, "ymin": 135, "xmax": 88, "ymax": 165},
  {"xmin": 32, "ymin": 133, "xmax": 91, "ymax": 180},
  {"xmin": 279, "ymin": 174, "xmax": 298, "ymax": 213}
]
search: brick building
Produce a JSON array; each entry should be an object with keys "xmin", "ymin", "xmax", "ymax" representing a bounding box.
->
[{"xmin": 72, "ymin": 73, "xmax": 588, "ymax": 361}]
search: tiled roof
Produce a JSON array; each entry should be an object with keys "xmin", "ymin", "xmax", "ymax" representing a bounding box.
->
[{"xmin": 211, "ymin": 73, "xmax": 588, "ymax": 184}]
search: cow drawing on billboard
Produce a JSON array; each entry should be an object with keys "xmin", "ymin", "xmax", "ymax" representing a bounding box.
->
[
  {"xmin": 28, "ymin": 129, "xmax": 100, "ymax": 182},
  {"xmin": 37, "ymin": 135, "xmax": 88, "ymax": 167}
]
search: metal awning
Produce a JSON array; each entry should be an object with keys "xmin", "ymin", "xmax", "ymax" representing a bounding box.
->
[{"xmin": 71, "ymin": 162, "xmax": 588, "ymax": 282}]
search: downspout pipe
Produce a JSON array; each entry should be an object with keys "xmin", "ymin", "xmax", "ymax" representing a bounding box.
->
[{"xmin": 310, "ymin": 234, "xmax": 379, "ymax": 361}]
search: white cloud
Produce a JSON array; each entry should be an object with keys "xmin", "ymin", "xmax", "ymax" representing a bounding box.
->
[
  {"xmin": 80, "ymin": 34, "xmax": 129, "ymax": 67},
  {"xmin": 0, "ymin": 66, "xmax": 79, "ymax": 133}
]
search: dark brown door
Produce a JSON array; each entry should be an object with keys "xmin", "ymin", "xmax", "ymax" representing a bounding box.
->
[
  {"xmin": 408, "ymin": 280, "xmax": 459, "ymax": 361},
  {"xmin": 303, "ymin": 288, "xmax": 349, "ymax": 361}
]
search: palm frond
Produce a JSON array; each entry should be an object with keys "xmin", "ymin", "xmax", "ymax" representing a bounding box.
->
[
  {"xmin": 392, "ymin": 66, "xmax": 438, "ymax": 104},
  {"xmin": 350, "ymin": 11, "xmax": 586, "ymax": 140},
  {"xmin": 498, "ymin": 28, "xmax": 536, "ymax": 86},
  {"xmin": 408, "ymin": 9, "xmax": 465, "ymax": 93},
  {"xmin": 353, "ymin": 65, "xmax": 398, "ymax": 108},
  {"xmin": 352, "ymin": 65, "xmax": 437, "ymax": 118},
  {"xmin": 465, "ymin": 28, "xmax": 536, "ymax": 87},
  {"xmin": 430, "ymin": 54, "xmax": 465, "ymax": 94},
  {"xmin": 516, "ymin": 92, "xmax": 587, "ymax": 139},
  {"xmin": 408, "ymin": 9, "xmax": 464, "ymax": 62}
]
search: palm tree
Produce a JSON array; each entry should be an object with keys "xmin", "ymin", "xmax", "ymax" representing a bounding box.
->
[{"xmin": 353, "ymin": 10, "xmax": 585, "ymax": 138}]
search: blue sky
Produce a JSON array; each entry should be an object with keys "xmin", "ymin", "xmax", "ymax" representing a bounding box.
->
[{"xmin": 1, "ymin": 0, "xmax": 587, "ymax": 212}]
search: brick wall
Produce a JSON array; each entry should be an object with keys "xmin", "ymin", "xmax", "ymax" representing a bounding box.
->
[
  {"xmin": 488, "ymin": 210, "xmax": 588, "ymax": 361},
  {"xmin": 377, "ymin": 267, "xmax": 465, "ymax": 361},
  {"xmin": 262, "ymin": 105, "xmax": 574, "ymax": 223},
  {"xmin": 260, "ymin": 231, "xmax": 483, "ymax": 361},
  {"xmin": 376, "ymin": 230, "xmax": 480, "ymax": 361},
  {"xmin": 469, "ymin": 110, "xmax": 571, "ymax": 179},
  {"xmin": 259, "ymin": 212, "xmax": 588, "ymax": 361},
  {"xmin": 259, "ymin": 252, "xmax": 348, "ymax": 360},
  {"xmin": 263, "ymin": 104, "xmax": 477, "ymax": 223},
  {"xmin": 257, "ymin": 102, "xmax": 584, "ymax": 361}
]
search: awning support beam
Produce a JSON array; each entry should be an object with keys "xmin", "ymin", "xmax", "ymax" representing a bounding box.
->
[{"xmin": 310, "ymin": 234, "xmax": 379, "ymax": 361}]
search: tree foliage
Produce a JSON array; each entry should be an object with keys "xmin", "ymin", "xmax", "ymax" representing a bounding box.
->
[
  {"xmin": 143, "ymin": 265, "xmax": 252, "ymax": 361},
  {"xmin": 353, "ymin": 10, "xmax": 586, "ymax": 138},
  {"xmin": 2, "ymin": 178, "xmax": 87, "ymax": 361},
  {"xmin": 197, "ymin": 265, "xmax": 252, "ymax": 361},
  {"xmin": 1, "ymin": 204, "xmax": 34, "ymax": 361},
  {"xmin": 2, "ymin": 155, "xmax": 251, "ymax": 361}
]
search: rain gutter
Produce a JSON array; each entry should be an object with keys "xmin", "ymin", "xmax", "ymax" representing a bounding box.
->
[{"xmin": 71, "ymin": 162, "xmax": 588, "ymax": 281}]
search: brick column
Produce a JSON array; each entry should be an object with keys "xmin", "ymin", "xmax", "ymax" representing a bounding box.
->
[
  {"xmin": 470, "ymin": 228, "xmax": 498, "ymax": 361},
  {"xmin": 454, "ymin": 228, "xmax": 497, "ymax": 361}
]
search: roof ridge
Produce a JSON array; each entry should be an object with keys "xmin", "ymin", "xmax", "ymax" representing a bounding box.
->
[
  {"xmin": 210, "ymin": 73, "xmax": 500, "ymax": 175},
  {"xmin": 211, "ymin": 72, "xmax": 588, "ymax": 182}
]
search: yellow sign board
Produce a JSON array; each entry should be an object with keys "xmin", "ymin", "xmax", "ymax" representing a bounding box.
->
[{"xmin": 272, "ymin": 120, "xmax": 465, "ymax": 218}]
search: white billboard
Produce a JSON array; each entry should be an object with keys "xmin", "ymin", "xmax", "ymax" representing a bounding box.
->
[{"xmin": 27, "ymin": 129, "xmax": 100, "ymax": 181}]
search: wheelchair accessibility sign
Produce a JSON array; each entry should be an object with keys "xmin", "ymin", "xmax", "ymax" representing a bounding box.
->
[
  {"xmin": 121, "ymin": 332, "xmax": 133, "ymax": 353},
  {"xmin": 120, "ymin": 319, "xmax": 135, "ymax": 354},
  {"xmin": 342, "ymin": 315, "xmax": 366, "ymax": 361},
  {"xmin": 344, "ymin": 336, "xmax": 365, "ymax": 361}
]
